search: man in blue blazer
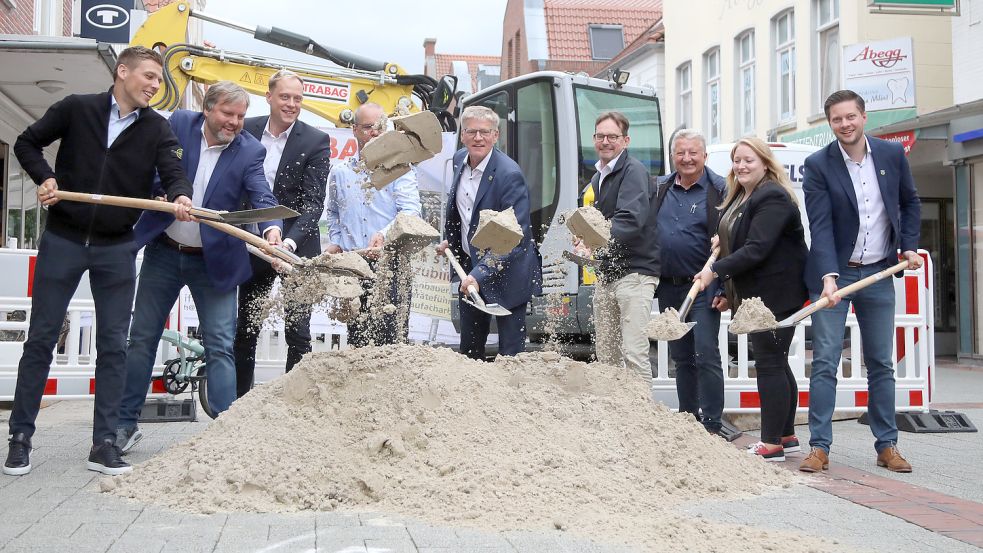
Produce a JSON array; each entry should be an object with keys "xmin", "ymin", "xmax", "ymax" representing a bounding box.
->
[
  {"xmin": 437, "ymin": 105, "xmax": 542, "ymax": 360},
  {"xmin": 800, "ymin": 89, "xmax": 922, "ymax": 474},
  {"xmin": 115, "ymin": 82, "xmax": 282, "ymax": 452}
]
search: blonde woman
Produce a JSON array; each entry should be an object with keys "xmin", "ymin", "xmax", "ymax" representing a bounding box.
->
[{"xmin": 695, "ymin": 136, "xmax": 808, "ymax": 462}]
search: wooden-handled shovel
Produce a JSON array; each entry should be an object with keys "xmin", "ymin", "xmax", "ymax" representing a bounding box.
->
[
  {"xmin": 52, "ymin": 190, "xmax": 298, "ymax": 225},
  {"xmin": 732, "ymin": 260, "xmax": 910, "ymax": 334},
  {"xmin": 443, "ymin": 249, "xmax": 511, "ymax": 317},
  {"xmin": 677, "ymin": 247, "xmax": 720, "ymax": 322}
]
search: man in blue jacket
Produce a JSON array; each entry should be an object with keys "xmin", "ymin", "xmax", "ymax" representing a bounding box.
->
[
  {"xmin": 655, "ymin": 129, "xmax": 726, "ymax": 434},
  {"xmin": 5, "ymin": 46, "xmax": 193, "ymax": 477},
  {"xmin": 436, "ymin": 105, "xmax": 542, "ymax": 359},
  {"xmin": 115, "ymin": 81, "xmax": 281, "ymax": 453},
  {"xmin": 800, "ymin": 89, "xmax": 922, "ymax": 474}
]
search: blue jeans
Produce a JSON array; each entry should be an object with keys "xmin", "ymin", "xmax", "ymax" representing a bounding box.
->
[
  {"xmin": 808, "ymin": 259, "xmax": 898, "ymax": 454},
  {"xmin": 117, "ymin": 240, "xmax": 238, "ymax": 428},
  {"xmin": 657, "ymin": 282, "xmax": 724, "ymax": 430},
  {"xmin": 9, "ymin": 231, "xmax": 136, "ymax": 444}
]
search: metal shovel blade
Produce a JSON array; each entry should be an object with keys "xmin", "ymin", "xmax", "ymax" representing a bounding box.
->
[
  {"xmin": 216, "ymin": 205, "xmax": 300, "ymax": 225},
  {"xmin": 462, "ymin": 290, "xmax": 512, "ymax": 317},
  {"xmin": 657, "ymin": 321, "xmax": 697, "ymax": 341},
  {"xmin": 561, "ymin": 250, "xmax": 600, "ymax": 268}
]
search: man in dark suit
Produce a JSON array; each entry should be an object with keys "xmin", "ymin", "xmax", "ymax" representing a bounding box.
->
[
  {"xmin": 114, "ymin": 81, "xmax": 282, "ymax": 453},
  {"xmin": 5, "ymin": 46, "xmax": 194, "ymax": 476},
  {"xmin": 436, "ymin": 105, "xmax": 542, "ymax": 359},
  {"xmin": 577, "ymin": 111, "xmax": 659, "ymax": 378},
  {"xmin": 234, "ymin": 70, "xmax": 331, "ymax": 397},
  {"xmin": 800, "ymin": 89, "xmax": 922, "ymax": 474}
]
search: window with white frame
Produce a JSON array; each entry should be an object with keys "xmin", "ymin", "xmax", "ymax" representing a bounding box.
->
[
  {"xmin": 677, "ymin": 62, "xmax": 692, "ymax": 129},
  {"xmin": 815, "ymin": 0, "xmax": 840, "ymax": 111},
  {"xmin": 33, "ymin": 0, "xmax": 60, "ymax": 36},
  {"xmin": 704, "ymin": 48, "xmax": 721, "ymax": 144},
  {"xmin": 774, "ymin": 10, "xmax": 796, "ymax": 124},
  {"xmin": 588, "ymin": 25, "xmax": 625, "ymax": 60},
  {"xmin": 736, "ymin": 31, "xmax": 755, "ymax": 136}
]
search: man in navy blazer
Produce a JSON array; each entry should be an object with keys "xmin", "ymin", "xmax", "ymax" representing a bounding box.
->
[
  {"xmin": 234, "ymin": 70, "xmax": 331, "ymax": 398},
  {"xmin": 800, "ymin": 89, "xmax": 922, "ymax": 474},
  {"xmin": 436, "ymin": 105, "xmax": 542, "ymax": 360},
  {"xmin": 115, "ymin": 82, "xmax": 282, "ymax": 452}
]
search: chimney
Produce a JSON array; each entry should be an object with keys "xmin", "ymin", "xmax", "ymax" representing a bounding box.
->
[{"xmin": 423, "ymin": 38, "xmax": 437, "ymax": 77}]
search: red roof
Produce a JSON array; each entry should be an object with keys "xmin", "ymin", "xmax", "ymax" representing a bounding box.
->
[
  {"xmin": 544, "ymin": 0, "xmax": 662, "ymax": 60},
  {"xmin": 434, "ymin": 53, "xmax": 501, "ymax": 91}
]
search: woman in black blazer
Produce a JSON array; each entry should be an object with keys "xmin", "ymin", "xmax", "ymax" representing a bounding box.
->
[{"xmin": 696, "ymin": 136, "xmax": 808, "ymax": 462}]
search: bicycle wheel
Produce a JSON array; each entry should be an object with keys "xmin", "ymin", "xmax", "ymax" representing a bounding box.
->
[{"xmin": 196, "ymin": 365, "xmax": 216, "ymax": 420}]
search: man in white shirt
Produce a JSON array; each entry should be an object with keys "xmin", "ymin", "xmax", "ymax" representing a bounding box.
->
[
  {"xmin": 235, "ymin": 70, "xmax": 331, "ymax": 395},
  {"xmin": 325, "ymin": 102, "xmax": 422, "ymax": 347},
  {"xmin": 800, "ymin": 89, "xmax": 922, "ymax": 474}
]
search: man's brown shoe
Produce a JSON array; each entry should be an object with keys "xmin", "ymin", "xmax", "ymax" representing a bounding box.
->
[
  {"xmin": 798, "ymin": 447, "xmax": 829, "ymax": 473},
  {"xmin": 876, "ymin": 446, "xmax": 912, "ymax": 473}
]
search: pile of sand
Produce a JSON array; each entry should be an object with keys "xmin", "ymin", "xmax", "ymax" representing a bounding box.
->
[
  {"xmin": 647, "ymin": 308, "xmax": 693, "ymax": 341},
  {"xmin": 566, "ymin": 206, "xmax": 611, "ymax": 250},
  {"xmin": 105, "ymin": 346, "xmax": 849, "ymax": 551},
  {"xmin": 729, "ymin": 297, "xmax": 778, "ymax": 334},
  {"xmin": 471, "ymin": 207, "xmax": 523, "ymax": 255}
]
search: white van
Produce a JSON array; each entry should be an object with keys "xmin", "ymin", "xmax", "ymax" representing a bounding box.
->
[{"xmin": 704, "ymin": 142, "xmax": 820, "ymax": 244}]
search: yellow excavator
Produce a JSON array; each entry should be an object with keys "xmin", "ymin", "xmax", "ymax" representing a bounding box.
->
[{"xmin": 130, "ymin": 1, "xmax": 458, "ymax": 129}]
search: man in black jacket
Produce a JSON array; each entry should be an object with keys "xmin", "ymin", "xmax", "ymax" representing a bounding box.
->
[
  {"xmin": 577, "ymin": 111, "xmax": 659, "ymax": 378},
  {"xmin": 233, "ymin": 70, "xmax": 331, "ymax": 397},
  {"xmin": 4, "ymin": 46, "xmax": 194, "ymax": 477},
  {"xmin": 654, "ymin": 129, "xmax": 727, "ymax": 434}
]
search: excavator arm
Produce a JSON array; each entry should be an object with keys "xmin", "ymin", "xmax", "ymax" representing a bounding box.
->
[{"xmin": 131, "ymin": 2, "xmax": 450, "ymax": 127}]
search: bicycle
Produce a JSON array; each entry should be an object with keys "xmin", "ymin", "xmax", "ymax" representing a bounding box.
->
[{"xmin": 156, "ymin": 328, "xmax": 215, "ymax": 419}]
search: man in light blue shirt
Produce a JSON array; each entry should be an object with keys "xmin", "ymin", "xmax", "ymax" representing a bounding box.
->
[{"xmin": 326, "ymin": 102, "xmax": 421, "ymax": 346}]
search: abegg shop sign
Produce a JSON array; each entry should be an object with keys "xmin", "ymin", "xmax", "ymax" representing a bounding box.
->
[{"xmin": 843, "ymin": 37, "xmax": 916, "ymax": 112}]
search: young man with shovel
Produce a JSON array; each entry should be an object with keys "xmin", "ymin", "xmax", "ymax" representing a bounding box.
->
[
  {"xmin": 800, "ymin": 89, "xmax": 922, "ymax": 473},
  {"xmin": 5, "ymin": 46, "xmax": 194, "ymax": 476}
]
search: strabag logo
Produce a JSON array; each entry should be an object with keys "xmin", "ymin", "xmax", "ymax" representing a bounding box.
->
[
  {"xmin": 303, "ymin": 79, "xmax": 350, "ymax": 103},
  {"xmin": 851, "ymin": 46, "xmax": 907, "ymax": 69},
  {"xmin": 85, "ymin": 4, "xmax": 129, "ymax": 29}
]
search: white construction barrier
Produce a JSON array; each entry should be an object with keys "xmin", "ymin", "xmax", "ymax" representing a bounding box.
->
[{"xmin": 651, "ymin": 250, "xmax": 935, "ymax": 414}]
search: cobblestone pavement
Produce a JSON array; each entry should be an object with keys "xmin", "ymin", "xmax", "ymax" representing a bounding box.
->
[{"xmin": 1, "ymin": 360, "xmax": 981, "ymax": 552}]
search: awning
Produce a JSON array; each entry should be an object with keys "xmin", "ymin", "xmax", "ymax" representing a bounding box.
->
[
  {"xmin": 868, "ymin": 98, "xmax": 983, "ymax": 136},
  {"xmin": 0, "ymin": 36, "xmax": 116, "ymax": 134}
]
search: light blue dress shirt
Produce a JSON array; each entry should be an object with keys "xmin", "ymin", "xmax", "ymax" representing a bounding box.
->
[
  {"xmin": 107, "ymin": 95, "xmax": 139, "ymax": 147},
  {"xmin": 326, "ymin": 155, "xmax": 422, "ymax": 251}
]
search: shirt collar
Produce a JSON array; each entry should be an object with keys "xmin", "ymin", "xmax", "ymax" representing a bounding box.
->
[
  {"xmin": 594, "ymin": 150, "xmax": 624, "ymax": 173},
  {"xmin": 467, "ymin": 149, "xmax": 493, "ymax": 174},
  {"xmin": 109, "ymin": 94, "xmax": 140, "ymax": 121},
  {"xmin": 838, "ymin": 135, "xmax": 871, "ymax": 166},
  {"xmin": 263, "ymin": 119, "xmax": 295, "ymax": 140},
  {"xmin": 199, "ymin": 122, "xmax": 232, "ymax": 152},
  {"xmin": 674, "ymin": 170, "xmax": 707, "ymax": 190}
]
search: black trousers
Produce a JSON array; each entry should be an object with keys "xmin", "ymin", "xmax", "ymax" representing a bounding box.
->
[
  {"xmin": 749, "ymin": 307, "xmax": 798, "ymax": 445},
  {"xmin": 347, "ymin": 255, "xmax": 410, "ymax": 348},
  {"xmin": 233, "ymin": 256, "xmax": 312, "ymax": 398},
  {"xmin": 9, "ymin": 231, "xmax": 136, "ymax": 444},
  {"xmin": 458, "ymin": 296, "xmax": 528, "ymax": 361}
]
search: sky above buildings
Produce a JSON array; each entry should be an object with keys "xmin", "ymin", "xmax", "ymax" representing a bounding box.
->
[{"xmin": 200, "ymin": 0, "xmax": 508, "ymax": 76}]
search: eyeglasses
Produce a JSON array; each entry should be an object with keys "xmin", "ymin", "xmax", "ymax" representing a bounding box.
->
[
  {"xmin": 463, "ymin": 128, "xmax": 496, "ymax": 138},
  {"xmin": 593, "ymin": 133, "xmax": 624, "ymax": 142},
  {"xmin": 353, "ymin": 123, "xmax": 383, "ymax": 132}
]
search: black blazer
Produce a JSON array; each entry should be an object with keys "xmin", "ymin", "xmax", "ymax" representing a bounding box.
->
[
  {"xmin": 244, "ymin": 117, "xmax": 331, "ymax": 257},
  {"xmin": 581, "ymin": 151, "xmax": 659, "ymax": 281},
  {"xmin": 712, "ymin": 181, "xmax": 808, "ymax": 315}
]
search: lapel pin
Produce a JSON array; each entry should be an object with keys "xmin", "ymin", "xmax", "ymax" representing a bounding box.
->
[{"xmin": 880, "ymin": 170, "xmax": 886, "ymax": 176}]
